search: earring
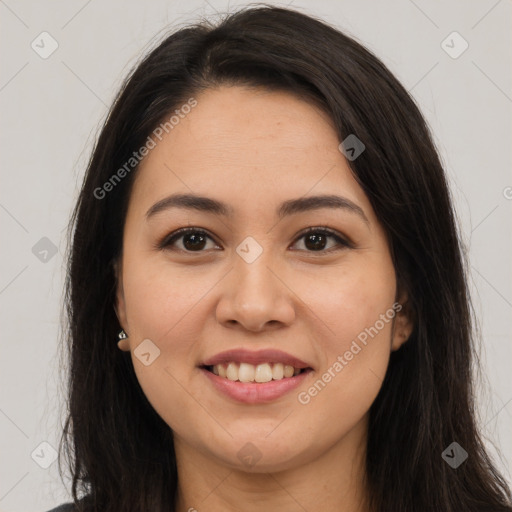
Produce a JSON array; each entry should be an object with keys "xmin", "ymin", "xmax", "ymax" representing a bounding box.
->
[{"xmin": 117, "ymin": 329, "xmax": 128, "ymax": 350}]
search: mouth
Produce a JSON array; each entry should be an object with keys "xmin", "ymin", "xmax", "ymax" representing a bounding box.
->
[
  {"xmin": 202, "ymin": 362, "xmax": 312, "ymax": 383},
  {"xmin": 199, "ymin": 349, "xmax": 314, "ymax": 404}
]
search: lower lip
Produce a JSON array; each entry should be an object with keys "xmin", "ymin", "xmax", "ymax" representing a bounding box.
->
[{"xmin": 200, "ymin": 367, "xmax": 312, "ymax": 404}]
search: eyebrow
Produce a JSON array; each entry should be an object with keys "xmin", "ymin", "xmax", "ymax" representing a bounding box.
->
[{"xmin": 145, "ymin": 193, "xmax": 369, "ymax": 224}]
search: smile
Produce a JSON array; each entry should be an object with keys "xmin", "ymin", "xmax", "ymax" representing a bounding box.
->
[
  {"xmin": 200, "ymin": 365, "xmax": 313, "ymax": 404},
  {"xmin": 205, "ymin": 362, "xmax": 308, "ymax": 383}
]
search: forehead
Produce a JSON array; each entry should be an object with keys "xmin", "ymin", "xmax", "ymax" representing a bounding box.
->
[{"xmin": 128, "ymin": 86, "xmax": 371, "ymax": 220}]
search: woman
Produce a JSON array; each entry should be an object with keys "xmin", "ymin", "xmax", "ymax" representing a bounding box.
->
[{"xmin": 49, "ymin": 5, "xmax": 512, "ymax": 512}]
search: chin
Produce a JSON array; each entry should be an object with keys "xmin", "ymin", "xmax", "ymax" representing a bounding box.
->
[{"xmin": 208, "ymin": 433, "xmax": 313, "ymax": 473}]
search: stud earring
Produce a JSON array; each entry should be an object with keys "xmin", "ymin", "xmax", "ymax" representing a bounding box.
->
[{"xmin": 117, "ymin": 330, "xmax": 128, "ymax": 349}]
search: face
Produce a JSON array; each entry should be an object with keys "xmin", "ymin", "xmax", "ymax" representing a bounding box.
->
[{"xmin": 115, "ymin": 86, "xmax": 412, "ymax": 473}]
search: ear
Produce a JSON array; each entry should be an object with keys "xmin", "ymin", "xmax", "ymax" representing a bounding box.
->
[
  {"xmin": 113, "ymin": 259, "xmax": 130, "ymax": 352},
  {"xmin": 391, "ymin": 290, "xmax": 414, "ymax": 351}
]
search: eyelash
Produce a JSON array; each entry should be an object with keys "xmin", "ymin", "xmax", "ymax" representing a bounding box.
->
[{"xmin": 156, "ymin": 226, "xmax": 352, "ymax": 254}]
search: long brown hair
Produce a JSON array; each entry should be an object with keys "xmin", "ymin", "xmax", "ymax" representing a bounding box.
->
[{"xmin": 59, "ymin": 5, "xmax": 512, "ymax": 511}]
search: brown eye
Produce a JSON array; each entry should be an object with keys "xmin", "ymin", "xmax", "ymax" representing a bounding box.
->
[
  {"xmin": 159, "ymin": 228, "xmax": 219, "ymax": 252},
  {"xmin": 292, "ymin": 227, "xmax": 350, "ymax": 253},
  {"xmin": 158, "ymin": 226, "xmax": 350, "ymax": 254}
]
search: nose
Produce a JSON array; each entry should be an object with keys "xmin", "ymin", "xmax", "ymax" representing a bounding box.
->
[{"xmin": 215, "ymin": 248, "xmax": 296, "ymax": 332}]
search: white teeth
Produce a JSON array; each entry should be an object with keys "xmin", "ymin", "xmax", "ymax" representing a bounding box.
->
[
  {"xmin": 272, "ymin": 363, "xmax": 284, "ymax": 380},
  {"xmin": 210, "ymin": 362, "xmax": 305, "ymax": 382},
  {"xmin": 255, "ymin": 363, "xmax": 273, "ymax": 383},
  {"xmin": 226, "ymin": 362, "xmax": 238, "ymax": 381},
  {"xmin": 238, "ymin": 363, "xmax": 255, "ymax": 382},
  {"xmin": 283, "ymin": 365, "xmax": 294, "ymax": 378}
]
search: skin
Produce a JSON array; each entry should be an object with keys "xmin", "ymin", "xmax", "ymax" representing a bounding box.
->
[{"xmin": 115, "ymin": 86, "xmax": 413, "ymax": 512}]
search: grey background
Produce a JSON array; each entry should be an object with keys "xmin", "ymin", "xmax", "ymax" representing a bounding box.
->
[{"xmin": 0, "ymin": 0, "xmax": 511, "ymax": 510}]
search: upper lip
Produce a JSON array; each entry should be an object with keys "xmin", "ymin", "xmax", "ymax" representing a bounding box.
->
[{"xmin": 201, "ymin": 348, "xmax": 312, "ymax": 369}]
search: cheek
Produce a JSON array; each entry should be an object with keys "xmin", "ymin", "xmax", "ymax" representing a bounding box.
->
[
  {"xmin": 120, "ymin": 260, "xmax": 212, "ymax": 415},
  {"xmin": 122, "ymin": 257, "xmax": 215, "ymax": 343},
  {"xmin": 291, "ymin": 259, "xmax": 396, "ymax": 429},
  {"xmin": 292, "ymin": 256, "xmax": 397, "ymax": 350}
]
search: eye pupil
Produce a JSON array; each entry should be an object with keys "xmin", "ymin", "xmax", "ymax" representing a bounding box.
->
[
  {"xmin": 305, "ymin": 233, "xmax": 326, "ymax": 251},
  {"xmin": 163, "ymin": 227, "xmax": 346, "ymax": 254},
  {"xmin": 183, "ymin": 233, "xmax": 207, "ymax": 251}
]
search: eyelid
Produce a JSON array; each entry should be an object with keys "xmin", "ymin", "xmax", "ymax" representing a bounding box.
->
[
  {"xmin": 156, "ymin": 226, "xmax": 353, "ymax": 252},
  {"xmin": 156, "ymin": 227, "xmax": 218, "ymax": 251},
  {"xmin": 293, "ymin": 226, "xmax": 353, "ymax": 249}
]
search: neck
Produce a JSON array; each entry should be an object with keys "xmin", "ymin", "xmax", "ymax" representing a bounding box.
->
[{"xmin": 173, "ymin": 415, "xmax": 370, "ymax": 512}]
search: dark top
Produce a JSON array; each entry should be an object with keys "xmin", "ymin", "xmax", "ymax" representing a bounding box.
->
[{"xmin": 46, "ymin": 504, "xmax": 75, "ymax": 512}]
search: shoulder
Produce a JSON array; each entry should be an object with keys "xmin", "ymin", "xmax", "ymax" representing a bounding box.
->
[
  {"xmin": 45, "ymin": 504, "xmax": 75, "ymax": 512},
  {"xmin": 45, "ymin": 495, "xmax": 92, "ymax": 512}
]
